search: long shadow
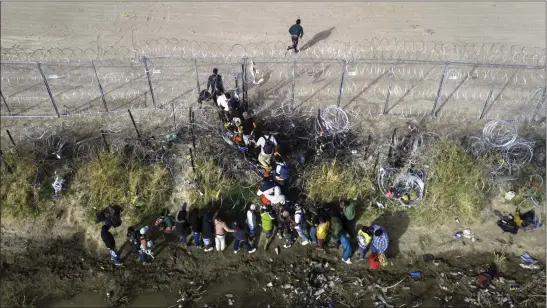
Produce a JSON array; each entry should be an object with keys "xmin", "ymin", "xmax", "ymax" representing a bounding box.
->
[
  {"xmin": 370, "ymin": 211, "xmax": 410, "ymax": 258},
  {"xmin": 300, "ymin": 27, "xmax": 336, "ymax": 51}
]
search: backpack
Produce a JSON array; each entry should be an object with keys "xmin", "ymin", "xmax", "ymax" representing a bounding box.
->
[
  {"xmin": 262, "ymin": 135, "xmax": 275, "ymax": 155},
  {"xmin": 497, "ymin": 219, "xmax": 518, "ymax": 234}
]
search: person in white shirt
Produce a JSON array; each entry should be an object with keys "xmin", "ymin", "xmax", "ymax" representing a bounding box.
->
[
  {"xmin": 246, "ymin": 204, "xmax": 258, "ymax": 243},
  {"xmin": 254, "ymin": 134, "xmax": 278, "ymax": 169},
  {"xmin": 293, "ymin": 204, "xmax": 310, "ymax": 245}
]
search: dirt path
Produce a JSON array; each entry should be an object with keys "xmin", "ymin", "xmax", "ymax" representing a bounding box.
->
[{"xmin": 1, "ymin": 3, "xmax": 544, "ymax": 51}]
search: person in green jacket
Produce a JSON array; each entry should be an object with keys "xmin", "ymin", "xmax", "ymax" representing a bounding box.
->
[
  {"xmin": 287, "ymin": 19, "xmax": 304, "ymax": 53},
  {"xmin": 341, "ymin": 200, "xmax": 356, "ymax": 236},
  {"xmin": 260, "ymin": 206, "xmax": 276, "ymax": 250},
  {"xmin": 330, "ymin": 215, "xmax": 343, "ymax": 249}
]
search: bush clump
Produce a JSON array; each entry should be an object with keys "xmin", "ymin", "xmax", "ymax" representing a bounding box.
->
[
  {"xmin": 0, "ymin": 153, "xmax": 52, "ymax": 218},
  {"xmin": 304, "ymin": 160, "xmax": 374, "ymax": 204},
  {"xmin": 75, "ymin": 152, "xmax": 172, "ymax": 223}
]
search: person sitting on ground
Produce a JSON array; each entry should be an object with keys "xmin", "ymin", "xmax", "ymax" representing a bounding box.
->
[
  {"xmin": 357, "ymin": 226, "xmax": 373, "ymax": 260},
  {"xmin": 213, "ymin": 212, "xmax": 235, "ymax": 252},
  {"xmin": 246, "ymin": 204, "xmax": 258, "ymax": 244},
  {"xmin": 233, "ymin": 222, "xmax": 257, "ymax": 254},
  {"xmin": 101, "ymin": 224, "xmax": 122, "ymax": 266},
  {"xmin": 254, "ymin": 133, "xmax": 279, "ymax": 170},
  {"xmin": 201, "ymin": 211, "xmax": 215, "ymax": 252},
  {"xmin": 154, "ymin": 209, "xmax": 175, "ymax": 233},
  {"xmin": 316, "ymin": 216, "xmax": 330, "ymax": 249},
  {"xmin": 175, "ymin": 204, "xmax": 190, "ymax": 245},
  {"xmin": 240, "ymin": 112, "xmax": 256, "ymax": 147}
]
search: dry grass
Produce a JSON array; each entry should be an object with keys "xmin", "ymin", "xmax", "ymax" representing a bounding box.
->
[
  {"xmin": 75, "ymin": 152, "xmax": 172, "ymax": 224},
  {"xmin": 0, "ymin": 153, "xmax": 53, "ymax": 218},
  {"xmin": 304, "ymin": 159, "xmax": 375, "ymax": 204}
]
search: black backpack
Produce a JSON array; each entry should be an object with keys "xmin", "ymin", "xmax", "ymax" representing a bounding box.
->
[
  {"xmin": 497, "ymin": 219, "xmax": 518, "ymax": 234},
  {"xmin": 262, "ymin": 135, "xmax": 275, "ymax": 155}
]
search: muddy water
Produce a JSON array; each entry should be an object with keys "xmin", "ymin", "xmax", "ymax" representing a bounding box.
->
[{"xmin": 45, "ymin": 292, "xmax": 179, "ymax": 308}]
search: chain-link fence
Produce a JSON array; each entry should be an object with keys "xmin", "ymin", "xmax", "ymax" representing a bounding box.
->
[{"xmin": 1, "ymin": 56, "xmax": 545, "ymax": 122}]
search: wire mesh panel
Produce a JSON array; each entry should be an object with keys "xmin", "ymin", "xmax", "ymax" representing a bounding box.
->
[
  {"xmin": 0, "ymin": 62, "xmax": 54, "ymax": 116},
  {"xmin": 293, "ymin": 60, "xmax": 342, "ymax": 111},
  {"xmin": 246, "ymin": 59, "xmax": 294, "ymax": 114},
  {"xmin": 40, "ymin": 61, "xmax": 105, "ymax": 115},
  {"xmin": 92, "ymin": 59, "xmax": 150, "ymax": 111},
  {"xmin": 145, "ymin": 57, "xmax": 198, "ymax": 110}
]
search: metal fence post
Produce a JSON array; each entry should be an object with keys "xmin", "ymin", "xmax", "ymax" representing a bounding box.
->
[
  {"xmin": 142, "ymin": 57, "xmax": 157, "ymax": 108},
  {"xmin": 383, "ymin": 86, "xmax": 392, "ymax": 115},
  {"xmin": 337, "ymin": 60, "xmax": 347, "ymax": 107},
  {"xmin": 36, "ymin": 62, "xmax": 61, "ymax": 117},
  {"xmin": 479, "ymin": 89, "xmax": 494, "ymax": 120},
  {"xmin": 194, "ymin": 58, "xmax": 201, "ymax": 93},
  {"xmin": 6, "ymin": 129, "xmax": 17, "ymax": 152},
  {"xmin": 291, "ymin": 59, "xmax": 296, "ymax": 108},
  {"xmin": 0, "ymin": 90, "xmax": 12, "ymax": 116},
  {"xmin": 100, "ymin": 130, "xmax": 110, "ymax": 152},
  {"xmin": 91, "ymin": 60, "xmax": 109, "ymax": 112},
  {"xmin": 242, "ymin": 57, "xmax": 248, "ymax": 104},
  {"xmin": 430, "ymin": 63, "xmax": 449, "ymax": 116},
  {"xmin": 127, "ymin": 109, "xmax": 143, "ymax": 143}
]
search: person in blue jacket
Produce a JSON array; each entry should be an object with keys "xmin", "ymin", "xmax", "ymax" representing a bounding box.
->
[{"xmin": 287, "ymin": 19, "xmax": 304, "ymax": 53}]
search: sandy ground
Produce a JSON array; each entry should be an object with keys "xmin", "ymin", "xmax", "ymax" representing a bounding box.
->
[{"xmin": 1, "ymin": 2, "xmax": 545, "ymax": 51}]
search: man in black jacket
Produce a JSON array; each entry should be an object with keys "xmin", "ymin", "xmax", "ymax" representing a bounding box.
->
[
  {"xmin": 189, "ymin": 208, "xmax": 202, "ymax": 248},
  {"xmin": 233, "ymin": 222, "xmax": 257, "ymax": 254},
  {"xmin": 101, "ymin": 225, "xmax": 122, "ymax": 266},
  {"xmin": 207, "ymin": 68, "xmax": 224, "ymax": 100},
  {"xmin": 202, "ymin": 211, "xmax": 214, "ymax": 252}
]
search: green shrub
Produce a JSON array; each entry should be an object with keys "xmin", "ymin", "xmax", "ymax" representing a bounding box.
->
[
  {"xmin": 0, "ymin": 153, "xmax": 52, "ymax": 218},
  {"xmin": 75, "ymin": 152, "xmax": 172, "ymax": 223}
]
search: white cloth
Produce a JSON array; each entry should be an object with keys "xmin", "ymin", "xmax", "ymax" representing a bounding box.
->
[
  {"xmin": 257, "ymin": 186, "xmax": 285, "ymax": 205},
  {"xmin": 246, "ymin": 210, "xmax": 256, "ymax": 230},
  {"xmin": 294, "ymin": 210, "xmax": 304, "ymax": 230},
  {"xmin": 215, "ymin": 234, "xmax": 226, "ymax": 251},
  {"xmin": 217, "ymin": 94, "xmax": 229, "ymax": 111},
  {"xmin": 256, "ymin": 135, "xmax": 278, "ymax": 156}
]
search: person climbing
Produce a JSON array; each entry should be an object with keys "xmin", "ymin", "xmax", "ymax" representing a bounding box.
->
[
  {"xmin": 254, "ymin": 133, "xmax": 279, "ymax": 170},
  {"xmin": 260, "ymin": 205, "xmax": 276, "ymax": 249},
  {"xmin": 270, "ymin": 162, "xmax": 290, "ymax": 187},
  {"xmin": 126, "ymin": 226, "xmax": 141, "ymax": 256},
  {"xmin": 154, "ymin": 208, "xmax": 175, "ymax": 233},
  {"xmin": 240, "ymin": 112, "xmax": 256, "ymax": 147},
  {"xmin": 329, "ymin": 213, "xmax": 343, "ymax": 249},
  {"xmin": 341, "ymin": 199, "xmax": 356, "ymax": 236},
  {"xmin": 175, "ymin": 204, "xmax": 190, "ymax": 245},
  {"xmin": 138, "ymin": 226, "xmax": 154, "ymax": 264},
  {"xmin": 316, "ymin": 216, "xmax": 330, "ymax": 249},
  {"xmin": 202, "ymin": 211, "xmax": 215, "ymax": 252},
  {"xmin": 278, "ymin": 208, "xmax": 295, "ymax": 248},
  {"xmin": 207, "ymin": 68, "xmax": 224, "ymax": 100},
  {"xmin": 189, "ymin": 207, "xmax": 202, "ymax": 248},
  {"xmin": 246, "ymin": 204, "xmax": 258, "ymax": 243},
  {"xmin": 233, "ymin": 222, "xmax": 257, "ymax": 254},
  {"xmin": 287, "ymin": 19, "xmax": 304, "ymax": 53},
  {"xmin": 293, "ymin": 203, "xmax": 310, "ymax": 245},
  {"xmin": 340, "ymin": 232, "xmax": 352, "ymax": 265},
  {"xmin": 357, "ymin": 226, "xmax": 373, "ymax": 260},
  {"xmin": 213, "ymin": 212, "xmax": 235, "ymax": 252},
  {"xmin": 101, "ymin": 225, "xmax": 122, "ymax": 266}
]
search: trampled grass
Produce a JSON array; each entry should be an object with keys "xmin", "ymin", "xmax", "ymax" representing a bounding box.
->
[{"xmin": 75, "ymin": 152, "xmax": 172, "ymax": 224}]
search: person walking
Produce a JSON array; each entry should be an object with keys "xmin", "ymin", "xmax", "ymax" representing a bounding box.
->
[
  {"xmin": 101, "ymin": 225, "xmax": 122, "ymax": 266},
  {"xmin": 306, "ymin": 207, "xmax": 321, "ymax": 245},
  {"xmin": 233, "ymin": 222, "xmax": 257, "ymax": 254},
  {"xmin": 287, "ymin": 19, "xmax": 304, "ymax": 53},
  {"xmin": 246, "ymin": 204, "xmax": 258, "ymax": 243},
  {"xmin": 341, "ymin": 200, "xmax": 356, "ymax": 236},
  {"xmin": 370, "ymin": 224, "xmax": 390, "ymax": 255},
  {"xmin": 202, "ymin": 211, "xmax": 215, "ymax": 252},
  {"xmin": 254, "ymin": 134, "xmax": 279, "ymax": 170},
  {"xmin": 213, "ymin": 212, "xmax": 235, "ymax": 252},
  {"xmin": 175, "ymin": 203, "xmax": 190, "ymax": 246},
  {"xmin": 330, "ymin": 214, "xmax": 343, "ymax": 249},
  {"xmin": 340, "ymin": 233, "xmax": 352, "ymax": 264},
  {"xmin": 357, "ymin": 226, "xmax": 373, "ymax": 260},
  {"xmin": 189, "ymin": 207, "xmax": 202, "ymax": 248},
  {"xmin": 138, "ymin": 226, "xmax": 154, "ymax": 265},
  {"xmin": 260, "ymin": 205, "xmax": 276, "ymax": 250},
  {"xmin": 294, "ymin": 204, "xmax": 310, "ymax": 245},
  {"xmin": 207, "ymin": 68, "xmax": 224, "ymax": 100}
]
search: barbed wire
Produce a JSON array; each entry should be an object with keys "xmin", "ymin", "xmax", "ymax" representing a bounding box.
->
[{"xmin": 1, "ymin": 38, "xmax": 545, "ymax": 66}]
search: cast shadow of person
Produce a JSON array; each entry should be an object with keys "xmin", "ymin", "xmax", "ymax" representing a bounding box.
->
[
  {"xmin": 371, "ymin": 211, "xmax": 410, "ymax": 258},
  {"xmin": 300, "ymin": 27, "xmax": 336, "ymax": 51}
]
